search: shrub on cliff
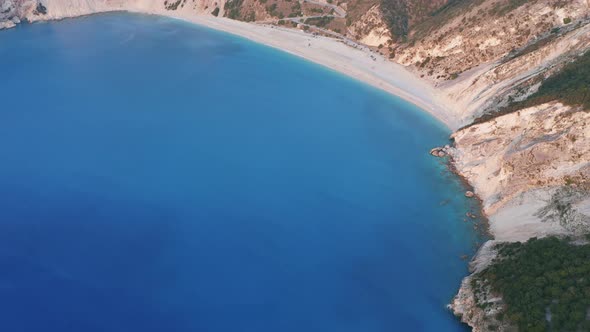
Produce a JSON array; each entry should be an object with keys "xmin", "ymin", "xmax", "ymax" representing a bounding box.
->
[
  {"xmin": 224, "ymin": 0, "xmax": 244, "ymax": 19},
  {"xmin": 33, "ymin": 3, "xmax": 47, "ymax": 15},
  {"xmin": 527, "ymin": 50, "xmax": 590, "ymax": 110}
]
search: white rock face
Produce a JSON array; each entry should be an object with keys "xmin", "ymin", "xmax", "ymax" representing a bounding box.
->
[
  {"xmin": 0, "ymin": 0, "xmax": 17, "ymax": 29},
  {"xmin": 449, "ymin": 102, "xmax": 590, "ymax": 240}
]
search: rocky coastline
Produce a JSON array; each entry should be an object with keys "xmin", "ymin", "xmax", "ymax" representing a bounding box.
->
[
  {"xmin": 440, "ymin": 101, "xmax": 590, "ymax": 331},
  {"xmin": 431, "ymin": 145, "xmax": 492, "ymax": 238},
  {"xmin": 430, "ymin": 156, "xmax": 505, "ymax": 331}
]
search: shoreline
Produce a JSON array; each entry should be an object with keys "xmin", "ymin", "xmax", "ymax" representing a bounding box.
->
[
  {"xmin": 445, "ymin": 155, "xmax": 492, "ymax": 240},
  {"xmin": 147, "ymin": 12, "xmax": 461, "ymax": 130},
  {"xmin": 19, "ymin": 9, "xmax": 459, "ymax": 130}
]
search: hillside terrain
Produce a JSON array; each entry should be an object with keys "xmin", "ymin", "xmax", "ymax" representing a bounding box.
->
[{"xmin": 1, "ymin": 0, "xmax": 590, "ymax": 331}]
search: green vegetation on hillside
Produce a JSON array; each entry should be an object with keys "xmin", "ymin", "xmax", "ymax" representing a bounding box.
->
[
  {"xmin": 380, "ymin": 0, "xmax": 463, "ymax": 42},
  {"xmin": 392, "ymin": 0, "xmax": 542, "ymax": 43},
  {"xmin": 164, "ymin": 0, "xmax": 185, "ymax": 10},
  {"xmin": 474, "ymin": 236, "xmax": 590, "ymax": 331},
  {"xmin": 474, "ymin": 51, "xmax": 590, "ymax": 124},
  {"xmin": 502, "ymin": 33, "xmax": 559, "ymax": 63},
  {"xmin": 405, "ymin": 0, "xmax": 480, "ymax": 41},
  {"xmin": 487, "ymin": 0, "xmax": 529, "ymax": 16},
  {"xmin": 224, "ymin": 0, "xmax": 244, "ymax": 19},
  {"xmin": 288, "ymin": 2, "xmax": 303, "ymax": 17},
  {"xmin": 378, "ymin": 0, "xmax": 411, "ymax": 41},
  {"xmin": 345, "ymin": 0, "xmax": 380, "ymax": 27},
  {"xmin": 304, "ymin": 16, "xmax": 334, "ymax": 27},
  {"xmin": 514, "ymin": 51, "xmax": 590, "ymax": 109}
]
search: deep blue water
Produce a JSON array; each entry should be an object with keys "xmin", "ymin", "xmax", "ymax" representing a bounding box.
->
[{"xmin": 0, "ymin": 13, "xmax": 482, "ymax": 332}]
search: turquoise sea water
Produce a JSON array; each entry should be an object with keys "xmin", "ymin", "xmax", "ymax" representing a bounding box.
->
[{"xmin": 0, "ymin": 13, "xmax": 482, "ymax": 332}]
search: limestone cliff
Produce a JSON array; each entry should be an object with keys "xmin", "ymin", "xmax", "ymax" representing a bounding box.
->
[{"xmin": 450, "ymin": 102, "xmax": 590, "ymax": 236}]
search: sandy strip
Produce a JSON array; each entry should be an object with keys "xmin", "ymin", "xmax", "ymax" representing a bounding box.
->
[{"xmin": 125, "ymin": 10, "xmax": 460, "ymax": 130}]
